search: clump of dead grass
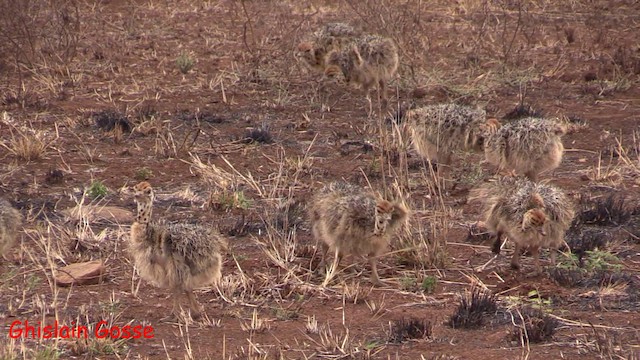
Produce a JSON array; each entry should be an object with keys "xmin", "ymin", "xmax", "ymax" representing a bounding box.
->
[
  {"xmin": 242, "ymin": 123, "xmax": 274, "ymax": 144},
  {"xmin": 4, "ymin": 128, "xmax": 51, "ymax": 161},
  {"xmin": 508, "ymin": 306, "xmax": 558, "ymax": 344},
  {"xmin": 502, "ymin": 103, "xmax": 543, "ymax": 121},
  {"xmin": 1, "ymin": 112, "xmax": 57, "ymax": 161},
  {"xmin": 448, "ymin": 287, "xmax": 498, "ymax": 329},
  {"xmin": 387, "ymin": 317, "xmax": 433, "ymax": 343},
  {"xmin": 582, "ymin": 135, "xmax": 640, "ymax": 185},
  {"xmin": 575, "ymin": 193, "xmax": 632, "ymax": 226},
  {"xmin": 583, "ymin": 324, "xmax": 640, "ymax": 359},
  {"xmin": 93, "ymin": 109, "xmax": 132, "ymax": 133},
  {"xmin": 189, "ymin": 153, "xmax": 239, "ymax": 190}
]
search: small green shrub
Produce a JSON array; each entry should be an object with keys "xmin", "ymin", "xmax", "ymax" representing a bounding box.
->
[
  {"xmin": 213, "ymin": 191, "xmax": 252, "ymax": 211},
  {"xmin": 88, "ymin": 181, "xmax": 108, "ymax": 199},
  {"xmin": 583, "ymin": 250, "xmax": 623, "ymax": 272},
  {"xmin": 558, "ymin": 250, "xmax": 622, "ymax": 272},
  {"xmin": 421, "ymin": 276, "xmax": 437, "ymax": 294},
  {"xmin": 176, "ymin": 51, "xmax": 195, "ymax": 74}
]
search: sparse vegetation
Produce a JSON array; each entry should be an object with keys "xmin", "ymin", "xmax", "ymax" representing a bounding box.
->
[
  {"xmin": 421, "ymin": 275, "xmax": 437, "ymax": 294},
  {"xmin": 558, "ymin": 249, "xmax": 623, "ymax": 273},
  {"xmin": 502, "ymin": 103, "xmax": 543, "ymax": 121},
  {"xmin": 1, "ymin": 115, "xmax": 55, "ymax": 161},
  {"xmin": 212, "ymin": 190, "xmax": 252, "ymax": 211},
  {"xmin": 176, "ymin": 51, "xmax": 195, "ymax": 74},
  {"xmin": 87, "ymin": 180, "xmax": 108, "ymax": 199}
]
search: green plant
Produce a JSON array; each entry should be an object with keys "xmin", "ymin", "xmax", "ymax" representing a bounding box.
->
[
  {"xmin": 583, "ymin": 250, "xmax": 623, "ymax": 272},
  {"xmin": 99, "ymin": 299, "xmax": 122, "ymax": 315},
  {"xmin": 87, "ymin": 338, "xmax": 128, "ymax": 356},
  {"xmin": 271, "ymin": 306, "xmax": 299, "ymax": 321},
  {"xmin": 25, "ymin": 274, "xmax": 41, "ymax": 292},
  {"xmin": 526, "ymin": 289, "xmax": 552, "ymax": 310},
  {"xmin": 557, "ymin": 252, "xmax": 581, "ymax": 271},
  {"xmin": 215, "ymin": 191, "xmax": 252, "ymax": 211},
  {"xmin": 32, "ymin": 344, "xmax": 60, "ymax": 360},
  {"xmin": 363, "ymin": 340, "xmax": 381, "ymax": 350},
  {"xmin": 176, "ymin": 51, "xmax": 195, "ymax": 74},
  {"xmin": 421, "ymin": 276, "xmax": 437, "ymax": 294},
  {"xmin": 558, "ymin": 250, "xmax": 623, "ymax": 272},
  {"xmin": 134, "ymin": 167, "xmax": 153, "ymax": 181},
  {"xmin": 88, "ymin": 181, "xmax": 108, "ymax": 199},
  {"xmin": 399, "ymin": 276, "xmax": 417, "ymax": 291},
  {"xmin": 366, "ymin": 158, "xmax": 381, "ymax": 178}
]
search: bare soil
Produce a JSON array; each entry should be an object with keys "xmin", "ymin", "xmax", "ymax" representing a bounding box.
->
[{"xmin": 1, "ymin": 1, "xmax": 640, "ymax": 359}]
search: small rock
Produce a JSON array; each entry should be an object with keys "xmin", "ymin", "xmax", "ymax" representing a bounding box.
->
[{"xmin": 55, "ymin": 260, "xmax": 105, "ymax": 287}]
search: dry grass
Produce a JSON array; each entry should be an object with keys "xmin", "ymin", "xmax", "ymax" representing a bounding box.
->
[{"xmin": 1, "ymin": 113, "xmax": 57, "ymax": 161}]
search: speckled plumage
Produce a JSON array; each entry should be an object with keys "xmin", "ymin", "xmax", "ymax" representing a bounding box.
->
[
  {"xmin": 484, "ymin": 117, "xmax": 567, "ymax": 181},
  {"xmin": 130, "ymin": 182, "xmax": 227, "ymax": 318},
  {"xmin": 407, "ymin": 103, "xmax": 499, "ymax": 164},
  {"xmin": 324, "ymin": 34, "xmax": 399, "ymax": 108},
  {"xmin": 309, "ymin": 181, "xmax": 408, "ymax": 285},
  {"xmin": 296, "ymin": 22, "xmax": 361, "ymax": 72},
  {"xmin": 0, "ymin": 198, "xmax": 21, "ymax": 260},
  {"xmin": 471, "ymin": 177, "xmax": 574, "ymax": 273}
]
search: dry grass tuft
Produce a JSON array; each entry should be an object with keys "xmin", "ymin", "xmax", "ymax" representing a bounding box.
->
[
  {"xmin": 1, "ymin": 113, "xmax": 56, "ymax": 161},
  {"xmin": 189, "ymin": 153, "xmax": 240, "ymax": 193},
  {"xmin": 584, "ymin": 325, "xmax": 640, "ymax": 359},
  {"xmin": 549, "ymin": 268, "xmax": 585, "ymax": 288},
  {"xmin": 93, "ymin": 109, "xmax": 133, "ymax": 133},
  {"xmin": 387, "ymin": 317, "xmax": 433, "ymax": 343},
  {"xmin": 509, "ymin": 306, "xmax": 559, "ymax": 344},
  {"xmin": 575, "ymin": 193, "xmax": 632, "ymax": 226},
  {"xmin": 242, "ymin": 124, "xmax": 274, "ymax": 144},
  {"xmin": 502, "ymin": 103, "xmax": 543, "ymax": 121},
  {"xmin": 4, "ymin": 129, "xmax": 50, "ymax": 161},
  {"xmin": 448, "ymin": 287, "xmax": 497, "ymax": 329}
]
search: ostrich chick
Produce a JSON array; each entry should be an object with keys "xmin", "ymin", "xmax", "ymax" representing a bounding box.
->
[
  {"xmin": 0, "ymin": 198, "xmax": 22, "ymax": 262},
  {"xmin": 296, "ymin": 22, "xmax": 361, "ymax": 72},
  {"xmin": 484, "ymin": 117, "xmax": 567, "ymax": 181},
  {"xmin": 309, "ymin": 181, "xmax": 409, "ymax": 286},
  {"xmin": 130, "ymin": 182, "xmax": 228, "ymax": 319},
  {"xmin": 406, "ymin": 103, "xmax": 500, "ymax": 187},
  {"xmin": 324, "ymin": 34, "xmax": 399, "ymax": 110},
  {"xmin": 470, "ymin": 177, "xmax": 574, "ymax": 274}
]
